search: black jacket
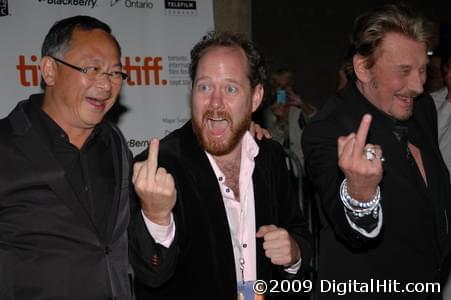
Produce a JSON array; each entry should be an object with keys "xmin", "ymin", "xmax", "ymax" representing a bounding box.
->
[
  {"xmin": 134, "ymin": 121, "xmax": 312, "ymax": 300},
  {"xmin": 302, "ymin": 83, "xmax": 451, "ymax": 299},
  {"xmin": 0, "ymin": 95, "xmax": 176, "ymax": 299}
]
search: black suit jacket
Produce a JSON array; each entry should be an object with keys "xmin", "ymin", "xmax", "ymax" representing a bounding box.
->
[
  {"xmin": 134, "ymin": 121, "xmax": 312, "ymax": 300},
  {"xmin": 0, "ymin": 95, "xmax": 176, "ymax": 299},
  {"xmin": 302, "ymin": 83, "xmax": 451, "ymax": 299}
]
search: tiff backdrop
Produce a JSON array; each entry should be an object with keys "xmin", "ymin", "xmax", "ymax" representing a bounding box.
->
[{"xmin": 0, "ymin": 0, "xmax": 214, "ymax": 154}]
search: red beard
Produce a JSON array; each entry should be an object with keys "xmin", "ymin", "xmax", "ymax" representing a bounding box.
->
[{"xmin": 192, "ymin": 109, "xmax": 252, "ymax": 156}]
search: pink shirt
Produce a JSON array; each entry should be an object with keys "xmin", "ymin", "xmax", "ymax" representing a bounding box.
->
[{"xmin": 206, "ymin": 131, "xmax": 259, "ymax": 282}]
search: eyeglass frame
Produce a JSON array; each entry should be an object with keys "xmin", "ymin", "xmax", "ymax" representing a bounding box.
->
[{"xmin": 49, "ymin": 55, "xmax": 128, "ymax": 83}]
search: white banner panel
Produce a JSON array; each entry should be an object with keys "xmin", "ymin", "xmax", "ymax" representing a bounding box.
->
[{"xmin": 0, "ymin": 0, "xmax": 214, "ymax": 154}]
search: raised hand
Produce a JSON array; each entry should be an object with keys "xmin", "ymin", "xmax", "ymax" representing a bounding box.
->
[
  {"xmin": 133, "ymin": 138, "xmax": 176, "ymax": 225},
  {"xmin": 256, "ymin": 225, "xmax": 301, "ymax": 267},
  {"xmin": 337, "ymin": 114, "xmax": 383, "ymax": 201}
]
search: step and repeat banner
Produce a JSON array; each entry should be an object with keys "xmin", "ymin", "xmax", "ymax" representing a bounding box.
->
[{"xmin": 0, "ymin": 0, "xmax": 214, "ymax": 154}]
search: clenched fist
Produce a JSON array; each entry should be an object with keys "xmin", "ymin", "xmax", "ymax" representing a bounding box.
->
[{"xmin": 256, "ymin": 224, "xmax": 301, "ymax": 267}]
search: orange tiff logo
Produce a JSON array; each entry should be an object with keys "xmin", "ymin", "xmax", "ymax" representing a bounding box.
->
[{"xmin": 16, "ymin": 55, "xmax": 168, "ymax": 87}]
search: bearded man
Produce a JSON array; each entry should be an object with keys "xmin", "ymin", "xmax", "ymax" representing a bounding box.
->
[{"xmin": 133, "ymin": 31, "xmax": 312, "ymax": 300}]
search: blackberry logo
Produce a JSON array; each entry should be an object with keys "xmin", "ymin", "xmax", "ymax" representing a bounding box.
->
[
  {"xmin": 0, "ymin": 0, "xmax": 9, "ymax": 17},
  {"xmin": 37, "ymin": 0, "xmax": 97, "ymax": 9},
  {"xmin": 165, "ymin": 0, "xmax": 197, "ymax": 16},
  {"xmin": 111, "ymin": 0, "xmax": 153, "ymax": 9}
]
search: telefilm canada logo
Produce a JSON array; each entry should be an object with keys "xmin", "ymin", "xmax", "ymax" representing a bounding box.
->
[
  {"xmin": 165, "ymin": 0, "xmax": 197, "ymax": 16},
  {"xmin": 110, "ymin": 0, "xmax": 153, "ymax": 9},
  {"xmin": 0, "ymin": 0, "xmax": 9, "ymax": 17},
  {"xmin": 37, "ymin": 0, "xmax": 97, "ymax": 9}
]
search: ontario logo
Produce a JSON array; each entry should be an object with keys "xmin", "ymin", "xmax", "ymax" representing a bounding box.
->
[
  {"xmin": 165, "ymin": 0, "xmax": 197, "ymax": 16},
  {"xmin": 0, "ymin": 0, "xmax": 9, "ymax": 17},
  {"xmin": 111, "ymin": 0, "xmax": 153, "ymax": 9}
]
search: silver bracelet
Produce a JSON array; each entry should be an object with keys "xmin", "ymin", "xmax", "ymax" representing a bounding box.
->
[{"xmin": 340, "ymin": 179, "xmax": 380, "ymax": 217}]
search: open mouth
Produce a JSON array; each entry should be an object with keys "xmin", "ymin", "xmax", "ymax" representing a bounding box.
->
[
  {"xmin": 206, "ymin": 117, "xmax": 229, "ymax": 137},
  {"xmin": 86, "ymin": 97, "xmax": 107, "ymax": 111},
  {"xmin": 396, "ymin": 95, "xmax": 414, "ymax": 106}
]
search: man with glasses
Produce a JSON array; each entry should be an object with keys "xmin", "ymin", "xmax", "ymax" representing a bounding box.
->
[{"xmin": 0, "ymin": 15, "xmax": 176, "ymax": 299}]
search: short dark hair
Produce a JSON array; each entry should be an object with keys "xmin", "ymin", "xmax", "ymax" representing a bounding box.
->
[
  {"xmin": 40, "ymin": 15, "xmax": 121, "ymax": 89},
  {"xmin": 350, "ymin": 4, "xmax": 436, "ymax": 69},
  {"xmin": 189, "ymin": 31, "xmax": 266, "ymax": 88},
  {"xmin": 41, "ymin": 15, "xmax": 120, "ymax": 58}
]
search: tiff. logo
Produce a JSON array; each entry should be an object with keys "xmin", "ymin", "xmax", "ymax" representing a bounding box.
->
[{"xmin": 16, "ymin": 55, "xmax": 167, "ymax": 87}]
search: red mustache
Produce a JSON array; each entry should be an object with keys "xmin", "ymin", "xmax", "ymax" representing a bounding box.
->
[{"xmin": 203, "ymin": 110, "xmax": 231, "ymax": 122}]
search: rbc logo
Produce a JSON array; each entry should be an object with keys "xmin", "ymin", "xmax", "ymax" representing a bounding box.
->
[{"xmin": 0, "ymin": 0, "xmax": 9, "ymax": 17}]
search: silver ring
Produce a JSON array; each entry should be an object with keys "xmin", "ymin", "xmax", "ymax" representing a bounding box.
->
[
  {"xmin": 364, "ymin": 147, "xmax": 376, "ymax": 161},
  {"xmin": 380, "ymin": 156, "xmax": 385, "ymax": 163}
]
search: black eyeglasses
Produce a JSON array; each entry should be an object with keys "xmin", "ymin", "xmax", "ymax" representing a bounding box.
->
[{"xmin": 49, "ymin": 55, "xmax": 128, "ymax": 84}]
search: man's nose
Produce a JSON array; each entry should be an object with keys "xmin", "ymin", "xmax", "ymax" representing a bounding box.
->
[{"xmin": 208, "ymin": 87, "xmax": 224, "ymax": 109}]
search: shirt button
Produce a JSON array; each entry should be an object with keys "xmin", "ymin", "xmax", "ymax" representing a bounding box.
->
[
  {"xmin": 104, "ymin": 246, "xmax": 111, "ymax": 255},
  {"xmin": 84, "ymin": 186, "xmax": 89, "ymax": 192},
  {"xmin": 219, "ymin": 176, "xmax": 223, "ymax": 181},
  {"xmin": 226, "ymin": 188, "xmax": 230, "ymax": 193},
  {"xmin": 243, "ymin": 243, "xmax": 247, "ymax": 248}
]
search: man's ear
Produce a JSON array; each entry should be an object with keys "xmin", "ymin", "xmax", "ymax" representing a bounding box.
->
[
  {"xmin": 40, "ymin": 56, "xmax": 58, "ymax": 87},
  {"xmin": 251, "ymin": 84, "xmax": 264, "ymax": 112},
  {"xmin": 353, "ymin": 54, "xmax": 372, "ymax": 83}
]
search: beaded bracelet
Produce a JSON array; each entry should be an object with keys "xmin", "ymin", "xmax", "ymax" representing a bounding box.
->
[{"xmin": 340, "ymin": 179, "xmax": 380, "ymax": 217}]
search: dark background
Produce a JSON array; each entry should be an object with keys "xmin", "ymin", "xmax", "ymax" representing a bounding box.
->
[{"xmin": 252, "ymin": 0, "xmax": 451, "ymax": 109}]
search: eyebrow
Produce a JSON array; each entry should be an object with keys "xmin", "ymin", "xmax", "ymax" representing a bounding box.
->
[
  {"xmin": 395, "ymin": 61, "xmax": 428, "ymax": 70},
  {"xmin": 194, "ymin": 76, "xmax": 243, "ymax": 86},
  {"xmin": 223, "ymin": 78, "xmax": 241, "ymax": 85},
  {"xmin": 193, "ymin": 76, "xmax": 210, "ymax": 85},
  {"xmin": 88, "ymin": 58, "xmax": 123, "ymax": 68},
  {"xmin": 396, "ymin": 65, "xmax": 412, "ymax": 70}
]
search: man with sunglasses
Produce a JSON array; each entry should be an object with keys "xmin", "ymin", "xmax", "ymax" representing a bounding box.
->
[{"xmin": 0, "ymin": 15, "xmax": 176, "ymax": 299}]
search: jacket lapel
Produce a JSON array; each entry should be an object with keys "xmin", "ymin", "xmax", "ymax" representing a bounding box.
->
[
  {"xmin": 252, "ymin": 152, "xmax": 273, "ymax": 279},
  {"xmin": 411, "ymin": 99, "xmax": 451, "ymax": 257},
  {"xmin": 179, "ymin": 122, "xmax": 237, "ymax": 286},
  {"xmin": 105, "ymin": 126, "xmax": 130, "ymax": 245}
]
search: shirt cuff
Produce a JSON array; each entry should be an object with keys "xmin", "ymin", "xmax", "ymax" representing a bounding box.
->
[
  {"xmin": 284, "ymin": 257, "xmax": 302, "ymax": 274},
  {"xmin": 141, "ymin": 210, "xmax": 175, "ymax": 248},
  {"xmin": 345, "ymin": 205, "xmax": 383, "ymax": 238}
]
